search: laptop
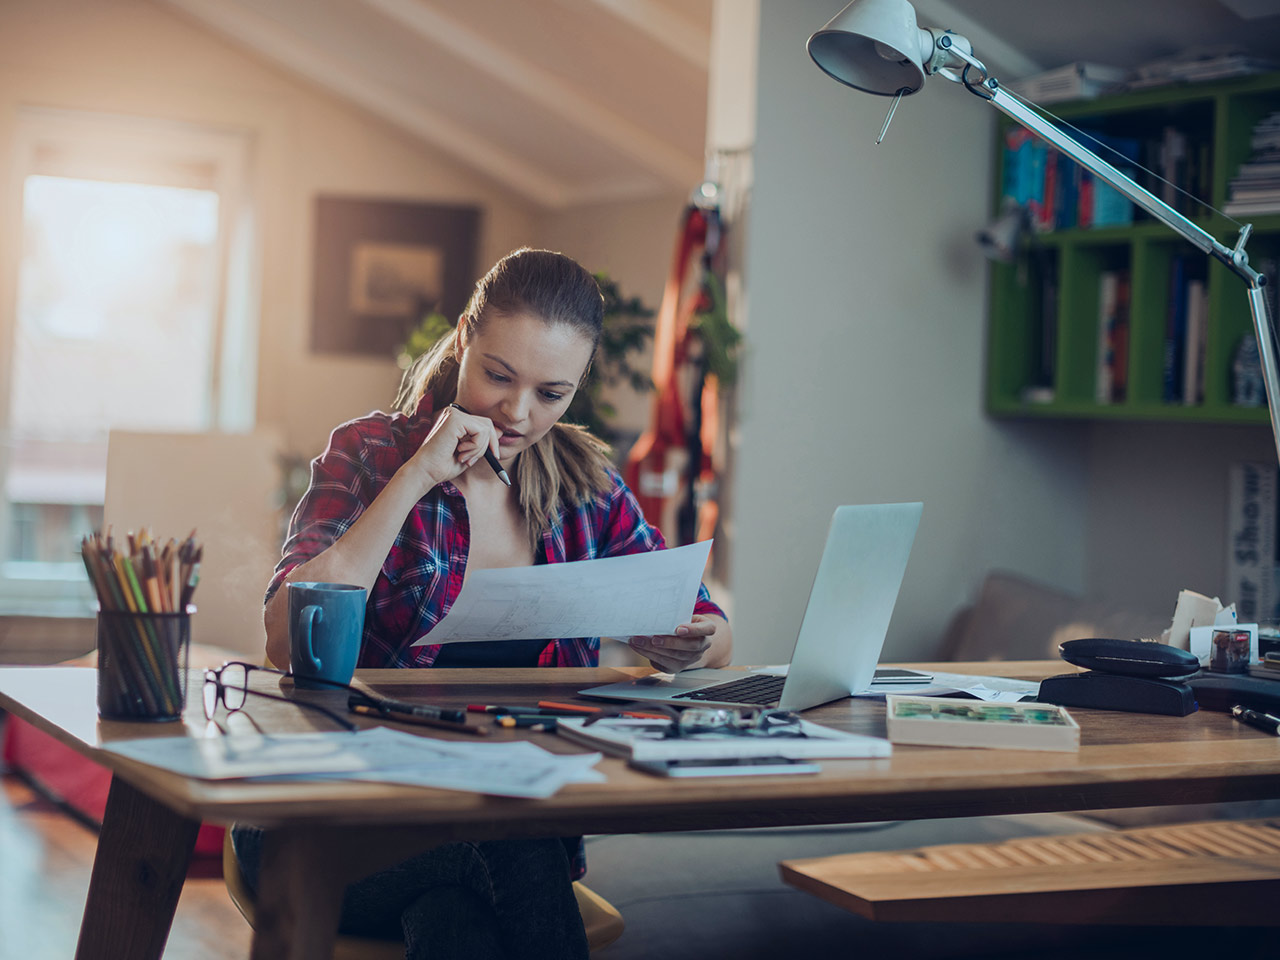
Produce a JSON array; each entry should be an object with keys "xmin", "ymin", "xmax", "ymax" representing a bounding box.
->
[{"xmin": 579, "ymin": 502, "xmax": 923, "ymax": 711}]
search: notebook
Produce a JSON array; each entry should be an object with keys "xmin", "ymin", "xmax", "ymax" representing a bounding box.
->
[{"xmin": 579, "ymin": 502, "xmax": 923, "ymax": 711}]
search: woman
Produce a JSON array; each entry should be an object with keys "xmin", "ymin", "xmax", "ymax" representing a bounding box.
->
[{"xmin": 240, "ymin": 247, "xmax": 731, "ymax": 959}]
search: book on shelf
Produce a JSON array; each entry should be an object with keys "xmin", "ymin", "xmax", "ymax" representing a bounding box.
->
[
  {"xmin": 1000, "ymin": 128, "xmax": 1146, "ymax": 231},
  {"xmin": 1004, "ymin": 61, "xmax": 1126, "ymax": 104},
  {"xmin": 1159, "ymin": 126, "xmax": 1188, "ymax": 211},
  {"xmin": 1259, "ymin": 256, "xmax": 1279, "ymax": 328},
  {"xmin": 1124, "ymin": 49, "xmax": 1277, "ymax": 91},
  {"xmin": 1224, "ymin": 198, "xmax": 1280, "ymax": 216},
  {"xmin": 1225, "ymin": 461, "xmax": 1280, "ymax": 625},
  {"xmin": 1033, "ymin": 253, "xmax": 1059, "ymax": 392},
  {"xmin": 1183, "ymin": 278, "xmax": 1208, "ymax": 406},
  {"xmin": 1226, "ymin": 111, "xmax": 1280, "ymax": 215},
  {"xmin": 555, "ymin": 716, "xmax": 892, "ymax": 762},
  {"xmin": 1163, "ymin": 256, "xmax": 1202, "ymax": 404},
  {"xmin": 885, "ymin": 696, "xmax": 1080, "ymax": 752},
  {"xmin": 1095, "ymin": 269, "xmax": 1130, "ymax": 404}
]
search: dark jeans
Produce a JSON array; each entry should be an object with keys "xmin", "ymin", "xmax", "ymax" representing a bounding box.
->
[{"xmin": 231, "ymin": 824, "xmax": 588, "ymax": 960}]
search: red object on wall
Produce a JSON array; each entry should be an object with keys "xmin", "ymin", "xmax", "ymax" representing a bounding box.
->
[
  {"xmin": 2, "ymin": 715, "xmax": 225, "ymax": 869},
  {"xmin": 624, "ymin": 206, "xmax": 712, "ymax": 530}
]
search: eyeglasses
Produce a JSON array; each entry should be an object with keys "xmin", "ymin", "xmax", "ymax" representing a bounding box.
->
[
  {"xmin": 202, "ymin": 661, "xmax": 357, "ymax": 731},
  {"xmin": 667, "ymin": 707, "xmax": 804, "ymax": 739}
]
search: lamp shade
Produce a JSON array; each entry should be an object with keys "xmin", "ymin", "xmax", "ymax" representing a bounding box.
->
[{"xmin": 807, "ymin": 0, "xmax": 932, "ymax": 96}]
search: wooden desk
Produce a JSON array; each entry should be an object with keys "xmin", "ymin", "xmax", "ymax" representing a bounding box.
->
[{"xmin": 3, "ymin": 661, "xmax": 1280, "ymax": 960}]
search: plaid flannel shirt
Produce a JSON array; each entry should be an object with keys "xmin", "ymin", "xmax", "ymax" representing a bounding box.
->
[{"xmin": 267, "ymin": 397, "xmax": 725, "ymax": 669}]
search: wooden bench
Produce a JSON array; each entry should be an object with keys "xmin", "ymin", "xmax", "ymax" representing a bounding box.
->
[{"xmin": 780, "ymin": 819, "xmax": 1280, "ymax": 926}]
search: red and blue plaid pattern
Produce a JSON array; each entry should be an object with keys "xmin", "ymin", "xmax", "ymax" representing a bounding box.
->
[{"xmin": 267, "ymin": 398, "xmax": 725, "ymax": 670}]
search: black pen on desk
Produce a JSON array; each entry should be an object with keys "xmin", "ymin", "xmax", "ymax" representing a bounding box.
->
[
  {"xmin": 349, "ymin": 701, "xmax": 490, "ymax": 736},
  {"xmin": 447, "ymin": 402, "xmax": 510, "ymax": 486},
  {"xmin": 1231, "ymin": 704, "xmax": 1280, "ymax": 736},
  {"xmin": 347, "ymin": 693, "xmax": 467, "ymax": 724}
]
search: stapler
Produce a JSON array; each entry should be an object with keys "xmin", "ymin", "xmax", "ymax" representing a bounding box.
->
[{"xmin": 1037, "ymin": 638, "xmax": 1200, "ymax": 716}]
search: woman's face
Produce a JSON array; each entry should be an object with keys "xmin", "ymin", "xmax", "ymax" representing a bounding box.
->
[{"xmin": 455, "ymin": 310, "xmax": 595, "ymax": 466}]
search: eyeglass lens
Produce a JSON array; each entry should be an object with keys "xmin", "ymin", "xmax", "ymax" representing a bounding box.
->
[{"xmin": 203, "ymin": 662, "xmax": 251, "ymax": 719}]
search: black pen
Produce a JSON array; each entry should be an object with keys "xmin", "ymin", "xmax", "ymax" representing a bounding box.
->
[
  {"xmin": 447, "ymin": 402, "xmax": 510, "ymax": 485},
  {"xmin": 1231, "ymin": 704, "xmax": 1280, "ymax": 736},
  {"xmin": 350, "ymin": 702, "xmax": 490, "ymax": 736},
  {"xmin": 348, "ymin": 692, "xmax": 466, "ymax": 724}
]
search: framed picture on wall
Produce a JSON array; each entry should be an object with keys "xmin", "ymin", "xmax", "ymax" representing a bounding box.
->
[{"xmin": 311, "ymin": 196, "xmax": 480, "ymax": 357}]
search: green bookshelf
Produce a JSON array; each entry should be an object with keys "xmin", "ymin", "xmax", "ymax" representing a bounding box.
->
[{"xmin": 986, "ymin": 71, "xmax": 1280, "ymax": 424}]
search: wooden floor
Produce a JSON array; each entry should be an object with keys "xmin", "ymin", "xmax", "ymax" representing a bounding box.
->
[{"xmin": 0, "ymin": 771, "xmax": 251, "ymax": 960}]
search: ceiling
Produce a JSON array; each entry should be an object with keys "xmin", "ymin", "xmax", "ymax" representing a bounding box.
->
[{"xmin": 158, "ymin": 0, "xmax": 1280, "ymax": 210}]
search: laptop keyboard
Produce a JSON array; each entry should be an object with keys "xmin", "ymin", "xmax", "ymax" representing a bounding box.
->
[{"xmin": 672, "ymin": 673, "xmax": 786, "ymax": 705}]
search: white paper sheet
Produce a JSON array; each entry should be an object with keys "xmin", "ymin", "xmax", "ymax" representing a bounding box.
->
[
  {"xmin": 413, "ymin": 540, "xmax": 713, "ymax": 645},
  {"xmin": 324, "ymin": 742, "xmax": 606, "ymax": 798},
  {"xmin": 103, "ymin": 727, "xmax": 418, "ymax": 779},
  {"xmin": 854, "ymin": 670, "xmax": 1042, "ymax": 701},
  {"xmin": 102, "ymin": 727, "xmax": 603, "ymax": 798}
]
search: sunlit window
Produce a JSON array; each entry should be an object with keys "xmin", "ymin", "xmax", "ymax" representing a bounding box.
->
[
  {"xmin": 6, "ymin": 176, "xmax": 220, "ymax": 571},
  {"xmin": 0, "ymin": 109, "xmax": 256, "ymax": 615}
]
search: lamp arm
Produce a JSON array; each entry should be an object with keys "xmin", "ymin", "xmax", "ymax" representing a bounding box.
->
[{"xmin": 934, "ymin": 42, "xmax": 1278, "ymax": 459}]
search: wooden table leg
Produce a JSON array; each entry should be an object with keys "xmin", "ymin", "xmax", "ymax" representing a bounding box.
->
[{"xmin": 74, "ymin": 775, "xmax": 201, "ymax": 960}]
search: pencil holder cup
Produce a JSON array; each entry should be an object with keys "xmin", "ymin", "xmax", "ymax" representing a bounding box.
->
[{"xmin": 96, "ymin": 606, "xmax": 194, "ymax": 722}]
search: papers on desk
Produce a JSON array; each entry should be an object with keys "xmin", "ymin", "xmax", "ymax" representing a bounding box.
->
[
  {"xmin": 901, "ymin": 671, "xmax": 1042, "ymax": 702},
  {"xmin": 413, "ymin": 540, "xmax": 712, "ymax": 644},
  {"xmin": 751, "ymin": 666, "xmax": 1041, "ymax": 702},
  {"xmin": 102, "ymin": 728, "xmax": 602, "ymax": 799}
]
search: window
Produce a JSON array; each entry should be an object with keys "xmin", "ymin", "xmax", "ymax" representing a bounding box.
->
[{"xmin": 0, "ymin": 108, "xmax": 258, "ymax": 615}]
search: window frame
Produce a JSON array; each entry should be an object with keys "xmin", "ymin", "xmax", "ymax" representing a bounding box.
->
[{"xmin": 0, "ymin": 107, "xmax": 259, "ymax": 616}]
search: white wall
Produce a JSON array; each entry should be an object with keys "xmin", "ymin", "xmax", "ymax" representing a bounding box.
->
[
  {"xmin": 0, "ymin": 0, "xmax": 541, "ymax": 465},
  {"xmin": 728, "ymin": 0, "xmax": 1092, "ymax": 663}
]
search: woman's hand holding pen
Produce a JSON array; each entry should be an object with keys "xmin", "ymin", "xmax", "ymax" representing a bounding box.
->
[
  {"xmin": 408, "ymin": 404, "xmax": 503, "ymax": 490},
  {"xmin": 629, "ymin": 615, "xmax": 720, "ymax": 673}
]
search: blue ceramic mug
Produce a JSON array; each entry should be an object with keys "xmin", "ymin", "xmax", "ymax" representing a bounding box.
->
[{"xmin": 287, "ymin": 582, "xmax": 366, "ymax": 690}]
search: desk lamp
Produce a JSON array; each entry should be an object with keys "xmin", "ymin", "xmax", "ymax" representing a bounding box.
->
[{"xmin": 807, "ymin": 0, "xmax": 1280, "ymax": 462}]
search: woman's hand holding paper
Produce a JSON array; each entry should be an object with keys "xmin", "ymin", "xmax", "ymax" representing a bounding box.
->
[{"xmin": 628, "ymin": 614, "xmax": 721, "ymax": 673}]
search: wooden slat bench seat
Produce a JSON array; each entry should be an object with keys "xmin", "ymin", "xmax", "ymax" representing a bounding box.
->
[{"xmin": 780, "ymin": 819, "xmax": 1280, "ymax": 926}]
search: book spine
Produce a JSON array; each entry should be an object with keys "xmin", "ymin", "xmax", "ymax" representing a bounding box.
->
[
  {"xmin": 1163, "ymin": 256, "xmax": 1189, "ymax": 404},
  {"xmin": 1077, "ymin": 172, "xmax": 1094, "ymax": 229},
  {"xmin": 1036, "ymin": 255, "xmax": 1059, "ymax": 390},
  {"xmin": 1096, "ymin": 271, "xmax": 1118, "ymax": 404},
  {"xmin": 1183, "ymin": 279, "xmax": 1207, "ymax": 405},
  {"xmin": 1038, "ymin": 149, "xmax": 1058, "ymax": 232},
  {"xmin": 1112, "ymin": 271, "xmax": 1131, "ymax": 402},
  {"xmin": 1260, "ymin": 256, "xmax": 1279, "ymax": 329},
  {"xmin": 1026, "ymin": 139, "xmax": 1047, "ymax": 227}
]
